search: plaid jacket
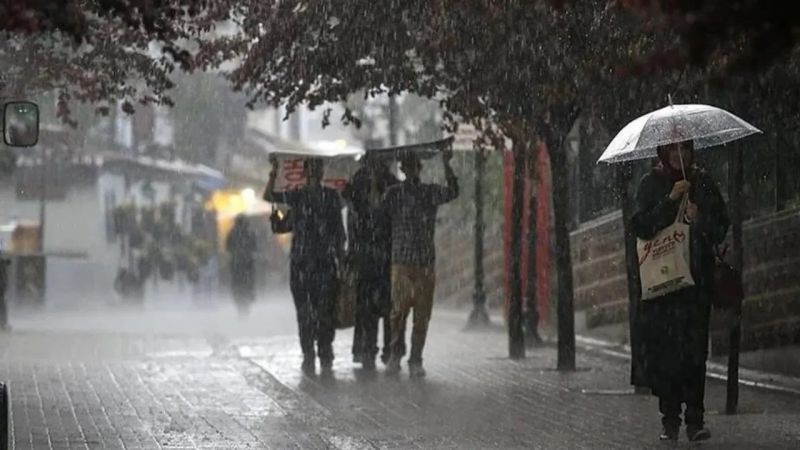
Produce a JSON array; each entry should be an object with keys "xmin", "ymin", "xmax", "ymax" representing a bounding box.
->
[{"xmin": 383, "ymin": 173, "xmax": 459, "ymax": 266}]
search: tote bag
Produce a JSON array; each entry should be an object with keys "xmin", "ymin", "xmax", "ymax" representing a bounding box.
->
[
  {"xmin": 335, "ymin": 264, "xmax": 356, "ymax": 329},
  {"xmin": 637, "ymin": 196, "xmax": 695, "ymax": 300}
]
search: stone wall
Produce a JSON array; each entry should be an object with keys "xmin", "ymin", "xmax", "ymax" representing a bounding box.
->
[{"xmin": 570, "ymin": 206, "xmax": 800, "ymax": 356}]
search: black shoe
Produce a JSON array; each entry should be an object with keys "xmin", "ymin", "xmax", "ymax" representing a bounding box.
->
[
  {"xmin": 362, "ymin": 357, "xmax": 376, "ymax": 371},
  {"xmin": 320, "ymin": 357, "xmax": 333, "ymax": 370},
  {"xmin": 353, "ymin": 353, "xmax": 363, "ymax": 364},
  {"xmin": 385, "ymin": 357, "xmax": 401, "ymax": 375},
  {"xmin": 687, "ymin": 426, "xmax": 711, "ymax": 442},
  {"xmin": 301, "ymin": 358, "xmax": 315, "ymax": 375},
  {"xmin": 659, "ymin": 428, "xmax": 679, "ymax": 441},
  {"xmin": 409, "ymin": 364, "xmax": 426, "ymax": 378}
]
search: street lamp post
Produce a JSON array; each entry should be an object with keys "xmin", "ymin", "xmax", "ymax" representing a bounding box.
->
[{"xmin": 468, "ymin": 149, "xmax": 490, "ymax": 327}]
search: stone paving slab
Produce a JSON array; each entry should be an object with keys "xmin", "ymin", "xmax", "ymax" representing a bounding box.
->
[
  {"xmin": 0, "ymin": 335, "xmax": 324, "ymax": 449},
  {"xmin": 238, "ymin": 312, "xmax": 800, "ymax": 449},
  {"xmin": 0, "ymin": 304, "xmax": 799, "ymax": 449}
]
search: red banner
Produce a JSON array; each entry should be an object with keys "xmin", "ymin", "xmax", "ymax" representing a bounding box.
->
[
  {"xmin": 503, "ymin": 143, "xmax": 551, "ymax": 324},
  {"xmin": 273, "ymin": 156, "xmax": 358, "ymax": 193}
]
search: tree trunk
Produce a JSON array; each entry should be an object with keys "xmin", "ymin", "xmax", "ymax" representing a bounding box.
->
[
  {"xmin": 508, "ymin": 141, "xmax": 527, "ymax": 359},
  {"xmin": 525, "ymin": 147, "xmax": 542, "ymax": 345},
  {"xmin": 540, "ymin": 108, "xmax": 579, "ymax": 371}
]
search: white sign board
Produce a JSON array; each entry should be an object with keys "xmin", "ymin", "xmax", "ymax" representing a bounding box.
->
[
  {"xmin": 272, "ymin": 155, "xmax": 361, "ymax": 193},
  {"xmin": 269, "ymin": 140, "xmax": 365, "ymax": 193}
]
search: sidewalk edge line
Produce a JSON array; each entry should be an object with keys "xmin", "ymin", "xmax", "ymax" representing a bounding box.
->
[{"xmin": 575, "ymin": 335, "xmax": 800, "ymax": 396}]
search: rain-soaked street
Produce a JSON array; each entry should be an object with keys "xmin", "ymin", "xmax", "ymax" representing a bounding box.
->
[
  {"xmin": 2, "ymin": 294, "xmax": 800, "ymax": 449},
  {"xmin": 5, "ymin": 2, "xmax": 800, "ymax": 448}
]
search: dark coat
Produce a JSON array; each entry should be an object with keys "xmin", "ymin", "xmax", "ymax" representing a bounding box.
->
[
  {"xmin": 630, "ymin": 167, "xmax": 730, "ymax": 396},
  {"xmin": 343, "ymin": 167, "xmax": 399, "ymax": 264},
  {"xmin": 226, "ymin": 221, "xmax": 257, "ymax": 302},
  {"xmin": 343, "ymin": 168, "xmax": 399, "ymax": 321}
]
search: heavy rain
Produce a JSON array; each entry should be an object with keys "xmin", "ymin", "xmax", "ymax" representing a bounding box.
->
[{"xmin": 1, "ymin": 1, "xmax": 800, "ymax": 449}]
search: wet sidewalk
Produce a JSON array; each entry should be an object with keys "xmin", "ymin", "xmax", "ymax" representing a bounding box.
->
[
  {"xmin": 235, "ymin": 309, "xmax": 800, "ymax": 449},
  {"xmin": 0, "ymin": 302, "xmax": 799, "ymax": 449}
]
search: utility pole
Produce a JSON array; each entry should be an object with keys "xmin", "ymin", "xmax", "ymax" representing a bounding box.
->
[{"xmin": 467, "ymin": 148, "xmax": 490, "ymax": 327}]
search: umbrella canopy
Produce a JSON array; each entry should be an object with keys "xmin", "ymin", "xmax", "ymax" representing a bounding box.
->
[
  {"xmin": 268, "ymin": 140, "xmax": 364, "ymax": 193},
  {"xmin": 365, "ymin": 137, "xmax": 454, "ymax": 161},
  {"xmin": 268, "ymin": 139, "xmax": 364, "ymax": 160},
  {"xmin": 598, "ymin": 104, "xmax": 762, "ymax": 164}
]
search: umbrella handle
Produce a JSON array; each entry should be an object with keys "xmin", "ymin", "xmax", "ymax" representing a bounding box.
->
[
  {"xmin": 674, "ymin": 194, "xmax": 690, "ymax": 224},
  {"xmin": 678, "ymin": 146, "xmax": 687, "ymax": 179}
]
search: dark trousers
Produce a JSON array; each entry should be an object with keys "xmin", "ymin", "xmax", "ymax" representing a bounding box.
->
[
  {"xmin": 231, "ymin": 258, "xmax": 255, "ymax": 310},
  {"xmin": 658, "ymin": 364, "xmax": 707, "ymax": 430},
  {"xmin": 352, "ymin": 258, "xmax": 397, "ymax": 361},
  {"xmin": 290, "ymin": 259, "xmax": 338, "ymax": 362}
]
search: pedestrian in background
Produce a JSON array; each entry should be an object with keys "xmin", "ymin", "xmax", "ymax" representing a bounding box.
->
[
  {"xmin": 631, "ymin": 140, "xmax": 729, "ymax": 442},
  {"xmin": 264, "ymin": 158, "xmax": 346, "ymax": 374},
  {"xmin": 384, "ymin": 150, "xmax": 459, "ymax": 378},
  {"xmin": 225, "ymin": 214, "xmax": 256, "ymax": 315}
]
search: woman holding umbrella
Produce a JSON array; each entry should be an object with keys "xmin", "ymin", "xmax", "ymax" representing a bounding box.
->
[
  {"xmin": 631, "ymin": 140, "xmax": 729, "ymax": 442},
  {"xmin": 599, "ymin": 103, "xmax": 760, "ymax": 442}
]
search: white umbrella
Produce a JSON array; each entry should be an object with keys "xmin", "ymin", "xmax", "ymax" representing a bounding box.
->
[
  {"xmin": 597, "ymin": 104, "xmax": 762, "ymax": 164},
  {"xmin": 269, "ymin": 139, "xmax": 364, "ymax": 160},
  {"xmin": 268, "ymin": 140, "xmax": 364, "ymax": 192}
]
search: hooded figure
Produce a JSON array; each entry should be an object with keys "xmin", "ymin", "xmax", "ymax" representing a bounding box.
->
[
  {"xmin": 226, "ymin": 214, "xmax": 257, "ymax": 315},
  {"xmin": 631, "ymin": 140, "xmax": 729, "ymax": 442}
]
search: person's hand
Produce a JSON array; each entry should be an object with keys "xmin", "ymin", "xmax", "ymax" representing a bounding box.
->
[
  {"xmin": 268, "ymin": 155, "xmax": 279, "ymax": 179},
  {"xmin": 669, "ymin": 180, "xmax": 691, "ymax": 201},
  {"xmin": 442, "ymin": 148, "xmax": 454, "ymax": 164},
  {"xmin": 685, "ymin": 201, "xmax": 699, "ymax": 223}
]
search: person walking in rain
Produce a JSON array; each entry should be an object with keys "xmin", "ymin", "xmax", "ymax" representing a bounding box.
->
[
  {"xmin": 384, "ymin": 150, "xmax": 459, "ymax": 378},
  {"xmin": 264, "ymin": 158, "xmax": 345, "ymax": 374},
  {"xmin": 343, "ymin": 155, "xmax": 399, "ymax": 370},
  {"xmin": 225, "ymin": 214, "xmax": 257, "ymax": 315},
  {"xmin": 631, "ymin": 140, "xmax": 729, "ymax": 442}
]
